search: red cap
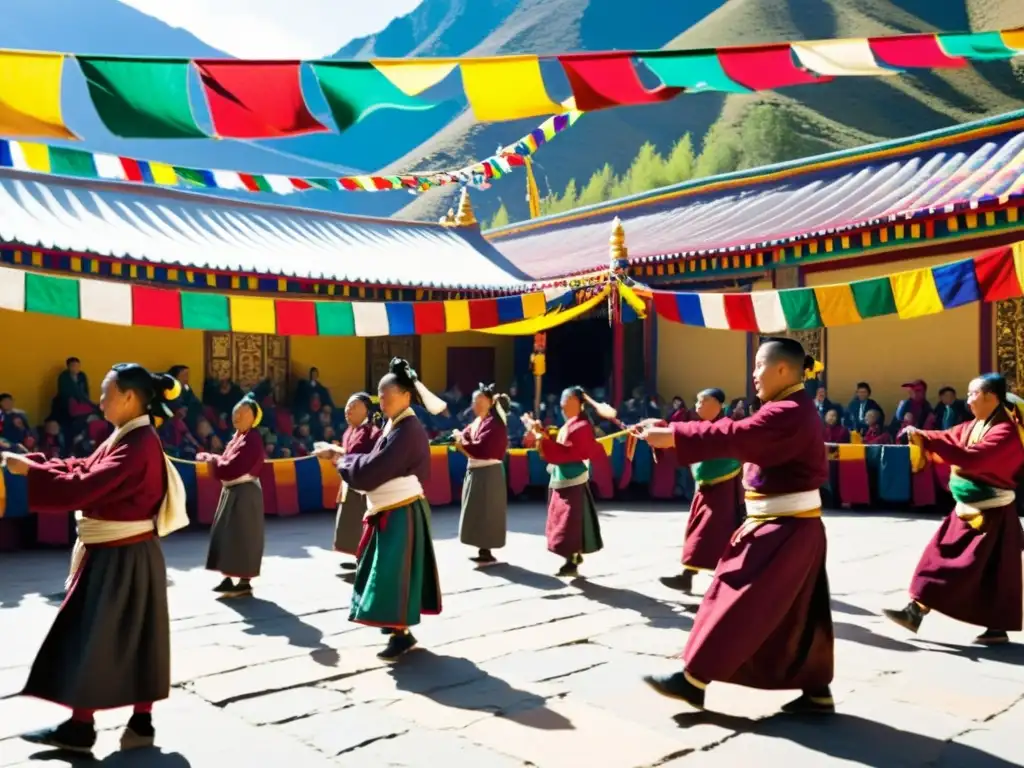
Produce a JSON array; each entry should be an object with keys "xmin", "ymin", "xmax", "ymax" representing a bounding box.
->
[{"xmin": 902, "ymin": 379, "xmax": 927, "ymax": 390}]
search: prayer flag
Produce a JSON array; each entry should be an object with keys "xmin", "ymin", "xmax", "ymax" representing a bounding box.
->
[
  {"xmin": 180, "ymin": 292, "xmax": 230, "ymax": 331},
  {"xmin": 77, "ymin": 57, "xmax": 205, "ymax": 138},
  {"xmin": 460, "ymin": 56, "xmax": 562, "ymax": 121},
  {"xmin": 790, "ymin": 39, "xmax": 895, "ymax": 76},
  {"xmin": 750, "ymin": 291, "xmax": 787, "ymax": 332},
  {"xmin": 373, "ymin": 59, "xmax": 458, "ymax": 96},
  {"xmin": 777, "ymin": 287, "xmax": 822, "ymax": 330},
  {"xmin": 869, "ymin": 34, "xmax": 967, "ymax": 69},
  {"xmin": 850, "ymin": 276, "xmax": 898, "ymax": 319},
  {"xmin": 0, "ymin": 51, "xmax": 75, "ymax": 139},
  {"xmin": 314, "ymin": 302, "xmax": 355, "ymax": 336},
  {"xmin": 889, "ymin": 268, "xmax": 944, "ymax": 319},
  {"xmin": 311, "ymin": 62, "xmax": 437, "ymax": 132},
  {"xmin": 25, "ymin": 272, "xmax": 79, "ymax": 318},
  {"xmin": 638, "ymin": 51, "xmax": 750, "ymax": 93},
  {"xmin": 558, "ymin": 53, "xmax": 681, "ymax": 111},
  {"xmin": 813, "ymin": 284, "xmax": 861, "ymax": 326},
  {"xmin": 971, "ymin": 247, "xmax": 1021, "ymax": 301},
  {"xmin": 717, "ymin": 45, "xmax": 831, "ymax": 90},
  {"xmin": 932, "ymin": 258, "xmax": 981, "ymax": 308},
  {"xmin": 938, "ymin": 31, "xmax": 1017, "ymax": 61},
  {"xmin": 229, "ymin": 296, "xmax": 277, "ymax": 333}
]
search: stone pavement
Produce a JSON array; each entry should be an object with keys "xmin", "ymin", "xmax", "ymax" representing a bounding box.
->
[{"xmin": 1, "ymin": 503, "xmax": 1023, "ymax": 767}]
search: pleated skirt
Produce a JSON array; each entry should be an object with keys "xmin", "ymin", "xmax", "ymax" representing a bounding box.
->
[
  {"xmin": 545, "ymin": 482, "xmax": 603, "ymax": 559},
  {"xmin": 334, "ymin": 491, "xmax": 368, "ymax": 556},
  {"xmin": 206, "ymin": 482, "xmax": 265, "ymax": 578},
  {"xmin": 458, "ymin": 464, "xmax": 508, "ymax": 550}
]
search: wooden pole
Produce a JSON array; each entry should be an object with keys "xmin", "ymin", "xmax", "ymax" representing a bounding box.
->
[{"xmin": 610, "ymin": 218, "xmax": 627, "ymax": 409}]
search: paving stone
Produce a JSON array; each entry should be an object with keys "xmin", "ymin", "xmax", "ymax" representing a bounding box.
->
[
  {"xmin": 280, "ymin": 702, "xmax": 412, "ymax": 756},
  {"xmin": 331, "ymin": 729, "xmax": 528, "ymax": 767},
  {"xmin": 225, "ymin": 685, "xmax": 351, "ymax": 725}
]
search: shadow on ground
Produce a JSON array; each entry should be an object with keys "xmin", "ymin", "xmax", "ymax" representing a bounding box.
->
[{"xmin": 219, "ymin": 596, "xmax": 339, "ymax": 665}]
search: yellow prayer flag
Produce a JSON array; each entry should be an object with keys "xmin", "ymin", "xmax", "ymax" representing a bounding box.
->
[
  {"xmin": 19, "ymin": 142, "xmax": 51, "ymax": 172},
  {"xmin": 0, "ymin": 51, "xmax": 76, "ymax": 139},
  {"xmin": 229, "ymin": 296, "xmax": 276, "ymax": 334},
  {"xmin": 836, "ymin": 443, "xmax": 866, "ymax": 461},
  {"xmin": 444, "ymin": 300, "xmax": 472, "ymax": 331},
  {"xmin": 890, "ymin": 268, "xmax": 944, "ymax": 319},
  {"xmin": 1012, "ymin": 242, "xmax": 1024, "ymax": 293},
  {"xmin": 597, "ymin": 435, "xmax": 615, "ymax": 457},
  {"xmin": 521, "ymin": 291, "xmax": 547, "ymax": 318},
  {"xmin": 373, "ymin": 59, "xmax": 458, "ymax": 96},
  {"xmin": 149, "ymin": 162, "xmax": 178, "ymax": 186},
  {"xmin": 1002, "ymin": 30, "xmax": 1024, "ymax": 51},
  {"xmin": 813, "ymin": 284, "xmax": 861, "ymax": 326},
  {"xmin": 460, "ymin": 56, "xmax": 562, "ymax": 121}
]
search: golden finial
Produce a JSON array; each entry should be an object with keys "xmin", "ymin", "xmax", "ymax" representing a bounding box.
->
[
  {"xmin": 454, "ymin": 187, "xmax": 477, "ymax": 227},
  {"xmin": 609, "ymin": 216, "xmax": 627, "ymax": 264},
  {"xmin": 439, "ymin": 208, "xmax": 456, "ymax": 227}
]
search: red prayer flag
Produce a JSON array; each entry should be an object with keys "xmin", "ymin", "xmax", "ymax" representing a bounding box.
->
[
  {"xmin": 120, "ymin": 158, "xmax": 144, "ymax": 183},
  {"xmin": 468, "ymin": 298, "xmax": 500, "ymax": 329},
  {"xmin": 558, "ymin": 52, "xmax": 681, "ymax": 112},
  {"xmin": 651, "ymin": 291, "xmax": 681, "ymax": 323},
  {"xmin": 132, "ymin": 285, "xmax": 182, "ymax": 328},
  {"xmin": 412, "ymin": 302, "xmax": 446, "ymax": 334},
  {"xmin": 973, "ymin": 246, "xmax": 1022, "ymax": 302},
  {"xmin": 274, "ymin": 300, "xmax": 318, "ymax": 335},
  {"xmin": 718, "ymin": 45, "xmax": 832, "ymax": 90},
  {"xmin": 868, "ymin": 34, "xmax": 967, "ymax": 69},
  {"xmin": 289, "ymin": 177, "xmax": 312, "ymax": 190},
  {"xmin": 722, "ymin": 293, "xmax": 759, "ymax": 331},
  {"xmin": 196, "ymin": 60, "xmax": 328, "ymax": 139}
]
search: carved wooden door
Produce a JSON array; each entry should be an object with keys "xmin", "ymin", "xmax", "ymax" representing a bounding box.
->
[
  {"xmin": 365, "ymin": 336, "xmax": 421, "ymax": 390},
  {"xmin": 204, "ymin": 332, "xmax": 290, "ymax": 402},
  {"xmin": 996, "ymin": 298, "xmax": 1024, "ymax": 395}
]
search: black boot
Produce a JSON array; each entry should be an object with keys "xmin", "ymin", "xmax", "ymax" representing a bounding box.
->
[
  {"xmin": 22, "ymin": 719, "xmax": 96, "ymax": 754},
  {"xmin": 556, "ymin": 558, "xmax": 578, "ymax": 578},
  {"xmin": 641, "ymin": 671, "xmax": 706, "ymax": 710},
  {"xmin": 340, "ymin": 561, "xmax": 357, "ymax": 571},
  {"xmin": 659, "ymin": 570, "xmax": 695, "ymax": 593},
  {"xmin": 882, "ymin": 601, "xmax": 926, "ymax": 634},
  {"xmin": 377, "ymin": 630, "xmax": 418, "ymax": 662},
  {"xmin": 120, "ymin": 712, "xmax": 156, "ymax": 750},
  {"xmin": 213, "ymin": 577, "xmax": 235, "ymax": 593},
  {"xmin": 781, "ymin": 687, "xmax": 836, "ymax": 714},
  {"xmin": 470, "ymin": 548, "xmax": 498, "ymax": 566},
  {"xmin": 974, "ymin": 629, "xmax": 1010, "ymax": 645}
]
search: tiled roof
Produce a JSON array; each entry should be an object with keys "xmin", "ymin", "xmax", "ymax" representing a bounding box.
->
[
  {"xmin": 486, "ymin": 110, "xmax": 1024, "ymax": 280},
  {"xmin": 0, "ymin": 170, "xmax": 533, "ymax": 290}
]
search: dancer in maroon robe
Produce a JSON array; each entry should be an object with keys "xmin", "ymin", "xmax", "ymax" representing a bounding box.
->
[
  {"xmin": 661, "ymin": 388, "xmax": 742, "ymax": 594},
  {"xmin": 2, "ymin": 364, "xmax": 188, "ymax": 755},
  {"xmin": 883, "ymin": 373, "xmax": 1024, "ymax": 645},
  {"xmin": 634, "ymin": 338, "xmax": 834, "ymax": 715},
  {"xmin": 332, "ymin": 393, "xmax": 380, "ymax": 572},
  {"xmin": 525, "ymin": 387, "xmax": 604, "ymax": 577}
]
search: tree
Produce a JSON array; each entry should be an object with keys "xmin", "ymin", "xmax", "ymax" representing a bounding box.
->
[
  {"xmin": 577, "ymin": 163, "xmax": 615, "ymax": 207},
  {"xmin": 694, "ymin": 120, "xmax": 741, "ymax": 178},
  {"xmin": 663, "ymin": 133, "xmax": 696, "ymax": 185},
  {"xmin": 488, "ymin": 202, "xmax": 510, "ymax": 229}
]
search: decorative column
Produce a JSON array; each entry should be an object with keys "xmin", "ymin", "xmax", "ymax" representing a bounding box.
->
[{"xmin": 610, "ymin": 217, "xmax": 629, "ymax": 408}]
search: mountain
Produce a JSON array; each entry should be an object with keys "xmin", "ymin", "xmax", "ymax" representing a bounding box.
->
[{"xmin": 392, "ymin": 0, "xmax": 1024, "ymax": 224}]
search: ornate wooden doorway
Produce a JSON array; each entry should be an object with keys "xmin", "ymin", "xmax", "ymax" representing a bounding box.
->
[
  {"xmin": 996, "ymin": 298, "xmax": 1024, "ymax": 395},
  {"xmin": 204, "ymin": 332, "xmax": 291, "ymax": 403},
  {"xmin": 365, "ymin": 336, "xmax": 421, "ymax": 390}
]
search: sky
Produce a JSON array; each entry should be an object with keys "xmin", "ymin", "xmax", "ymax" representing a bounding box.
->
[{"xmin": 116, "ymin": 0, "xmax": 425, "ymax": 58}]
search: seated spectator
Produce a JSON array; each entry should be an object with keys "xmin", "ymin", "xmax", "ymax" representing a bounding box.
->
[
  {"xmin": 862, "ymin": 409, "xmax": 892, "ymax": 444},
  {"xmin": 56, "ymin": 357, "xmax": 97, "ymax": 436},
  {"xmin": 0, "ymin": 411, "xmax": 32, "ymax": 453},
  {"xmin": 0, "ymin": 392, "xmax": 28, "ymax": 429},
  {"xmin": 814, "ymin": 387, "xmax": 838, "ymax": 422},
  {"xmin": 934, "ymin": 386, "xmax": 969, "ymax": 430},
  {"xmin": 321, "ymin": 425, "xmax": 338, "ymax": 444},
  {"xmin": 668, "ymin": 395, "xmax": 690, "ymax": 423},
  {"xmin": 822, "ymin": 408, "xmax": 849, "ymax": 443},
  {"xmin": 845, "ymin": 381, "xmax": 883, "ymax": 432},
  {"xmin": 294, "ymin": 367, "xmax": 335, "ymax": 412},
  {"xmin": 541, "ymin": 393, "xmax": 564, "ymax": 427},
  {"xmin": 292, "ymin": 422, "xmax": 314, "ymax": 456},
  {"xmin": 203, "ymin": 377, "xmax": 245, "ymax": 426},
  {"xmin": 896, "ymin": 411, "xmax": 917, "ymax": 445},
  {"xmin": 38, "ymin": 419, "xmax": 65, "ymax": 459},
  {"xmin": 894, "ymin": 379, "xmax": 934, "ymax": 429},
  {"xmin": 728, "ymin": 398, "xmax": 748, "ymax": 420},
  {"xmin": 167, "ymin": 365, "xmax": 203, "ymax": 430},
  {"xmin": 314, "ymin": 409, "xmax": 333, "ymax": 440},
  {"xmin": 160, "ymin": 407, "xmax": 200, "ymax": 460}
]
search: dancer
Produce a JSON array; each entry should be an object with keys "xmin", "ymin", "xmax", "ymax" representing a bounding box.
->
[
  {"xmin": 1, "ymin": 364, "xmax": 188, "ymax": 754},
  {"xmin": 202, "ymin": 394, "xmax": 266, "ymax": 598},
  {"xmin": 525, "ymin": 386, "xmax": 604, "ymax": 578},
  {"xmin": 332, "ymin": 393, "xmax": 380, "ymax": 572},
  {"xmin": 883, "ymin": 373, "xmax": 1024, "ymax": 645},
  {"xmin": 317, "ymin": 358, "xmax": 444, "ymax": 662},
  {"xmin": 660, "ymin": 388, "xmax": 742, "ymax": 594},
  {"xmin": 454, "ymin": 383, "xmax": 510, "ymax": 566},
  {"xmin": 634, "ymin": 338, "xmax": 833, "ymax": 714}
]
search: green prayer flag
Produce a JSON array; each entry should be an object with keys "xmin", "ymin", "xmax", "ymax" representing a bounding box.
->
[
  {"xmin": 850, "ymin": 277, "xmax": 898, "ymax": 319},
  {"xmin": 25, "ymin": 273, "xmax": 79, "ymax": 318},
  {"xmin": 250, "ymin": 175, "xmax": 272, "ymax": 192},
  {"xmin": 307, "ymin": 178, "xmax": 339, "ymax": 190},
  {"xmin": 315, "ymin": 301, "xmax": 355, "ymax": 336},
  {"xmin": 48, "ymin": 147, "xmax": 97, "ymax": 178},
  {"xmin": 777, "ymin": 288, "xmax": 822, "ymax": 330},
  {"xmin": 78, "ymin": 56, "xmax": 206, "ymax": 138},
  {"xmin": 311, "ymin": 62, "xmax": 437, "ymax": 132},
  {"xmin": 639, "ymin": 51, "xmax": 751, "ymax": 93},
  {"xmin": 180, "ymin": 292, "xmax": 230, "ymax": 330},
  {"xmin": 175, "ymin": 167, "xmax": 209, "ymax": 187},
  {"xmin": 938, "ymin": 32, "xmax": 1015, "ymax": 61}
]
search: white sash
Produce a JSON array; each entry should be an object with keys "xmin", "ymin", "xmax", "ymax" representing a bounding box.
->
[
  {"xmin": 955, "ymin": 488, "xmax": 1016, "ymax": 520},
  {"xmin": 355, "ymin": 475, "xmax": 425, "ymax": 516},
  {"xmin": 744, "ymin": 489, "xmax": 822, "ymax": 518},
  {"xmin": 222, "ymin": 473, "xmax": 260, "ymax": 488},
  {"xmin": 468, "ymin": 458, "xmax": 503, "ymax": 469}
]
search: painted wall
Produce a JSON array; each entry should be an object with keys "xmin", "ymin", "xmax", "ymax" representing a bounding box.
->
[
  {"xmin": 0, "ymin": 308, "xmax": 204, "ymax": 424},
  {"xmin": 806, "ymin": 251, "xmax": 983, "ymax": 417},
  {"xmin": 656, "ymin": 321, "xmax": 749, "ymax": 405},
  {"xmin": 420, "ymin": 332, "xmax": 515, "ymax": 393},
  {"xmin": 290, "ymin": 337, "xmax": 366, "ymax": 401}
]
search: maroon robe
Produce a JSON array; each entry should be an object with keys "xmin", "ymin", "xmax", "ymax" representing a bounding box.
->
[
  {"xmin": 671, "ymin": 387, "xmax": 833, "ymax": 691},
  {"xmin": 339, "ymin": 415, "xmax": 430, "ymax": 493},
  {"xmin": 208, "ymin": 429, "xmax": 265, "ymax": 483},
  {"xmin": 862, "ymin": 426, "xmax": 892, "ymax": 445},
  {"xmin": 21, "ymin": 424, "xmax": 171, "ymax": 710},
  {"xmin": 458, "ymin": 414, "xmax": 510, "ymax": 550},
  {"xmin": 459, "ymin": 414, "xmax": 508, "ymax": 461},
  {"xmin": 205, "ymin": 429, "xmax": 266, "ymax": 579},
  {"xmin": 539, "ymin": 416, "xmax": 604, "ymax": 558},
  {"xmin": 823, "ymin": 424, "xmax": 850, "ymax": 443},
  {"xmin": 681, "ymin": 417, "xmax": 742, "ymax": 572},
  {"xmin": 336, "ymin": 422, "xmax": 380, "ymax": 504},
  {"xmin": 910, "ymin": 413, "xmax": 1024, "ymax": 630}
]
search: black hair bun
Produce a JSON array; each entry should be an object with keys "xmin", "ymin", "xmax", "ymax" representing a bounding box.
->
[
  {"xmin": 494, "ymin": 393, "xmax": 512, "ymax": 413},
  {"xmin": 478, "ymin": 382, "xmax": 496, "ymax": 397},
  {"xmin": 388, "ymin": 357, "xmax": 417, "ymax": 381}
]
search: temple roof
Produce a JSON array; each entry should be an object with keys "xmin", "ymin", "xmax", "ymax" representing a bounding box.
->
[
  {"xmin": 485, "ymin": 109, "xmax": 1024, "ymax": 280},
  {"xmin": 0, "ymin": 169, "xmax": 533, "ymax": 290}
]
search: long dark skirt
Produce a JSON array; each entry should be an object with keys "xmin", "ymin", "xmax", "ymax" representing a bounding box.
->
[
  {"xmin": 910, "ymin": 504, "xmax": 1024, "ymax": 630},
  {"xmin": 334, "ymin": 491, "xmax": 368, "ymax": 556},
  {"xmin": 459, "ymin": 464, "xmax": 508, "ymax": 550},
  {"xmin": 546, "ymin": 482, "xmax": 603, "ymax": 559},
  {"xmin": 23, "ymin": 537, "xmax": 170, "ymax": 710},
  {"xmin": 684, "ymin": 517, "xmax": 834, "ymax": 691},
  {"xmin": 206, "ymin": 482, "xmax": 265, "ymax": 579},
  {"xmin": 682, "ymin": 478, "xmax": 743, "ymax": 571},
  {"xmin": 350, "ymin": 499, "xmax": 442, "ymax": 629}
]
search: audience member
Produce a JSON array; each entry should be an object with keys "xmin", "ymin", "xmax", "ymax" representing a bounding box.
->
[
  {"xmin": 167, "ymin": 365, "xmax": 204, "ymax": 430},
  {"xmin": 894, "ymin": 379, "xmax": 934, "ymax": 429},
  {"xmin": 294, "ymin": 367, "xmax": 334, "ymax": 412},
  {"xmin": 862, "ymin": 409, "xmax": 892, "ymax": 444},
  {"xmin": 668, "ymin": 396, "xmax": 691, "ymax": 423},
  {"xmin": 933, "ymin": 386, "xmax": 969, "ymax": 430},
  {"xmin": 845, "ymin": 381, "xmax": 883, "ymax": 432},
  {"xmin": 822, "ymin": 408, "xmax": 850, "ymax": 443},
  {"xmin": 814, "ymin": 387, "xmax": 838, "ymax": 421}
]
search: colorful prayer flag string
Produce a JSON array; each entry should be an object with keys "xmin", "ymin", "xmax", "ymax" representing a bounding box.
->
[
  {"xmin": 647, "ymin": 243, "xmax": 1024, "ymax": 332},
  {"xmin": 0, "ymin": 264, "xmax": 563, "ymax": 336},
  {"xmin": 0, "ymin": 110, "xmax": 583, "ymax": 195}
]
